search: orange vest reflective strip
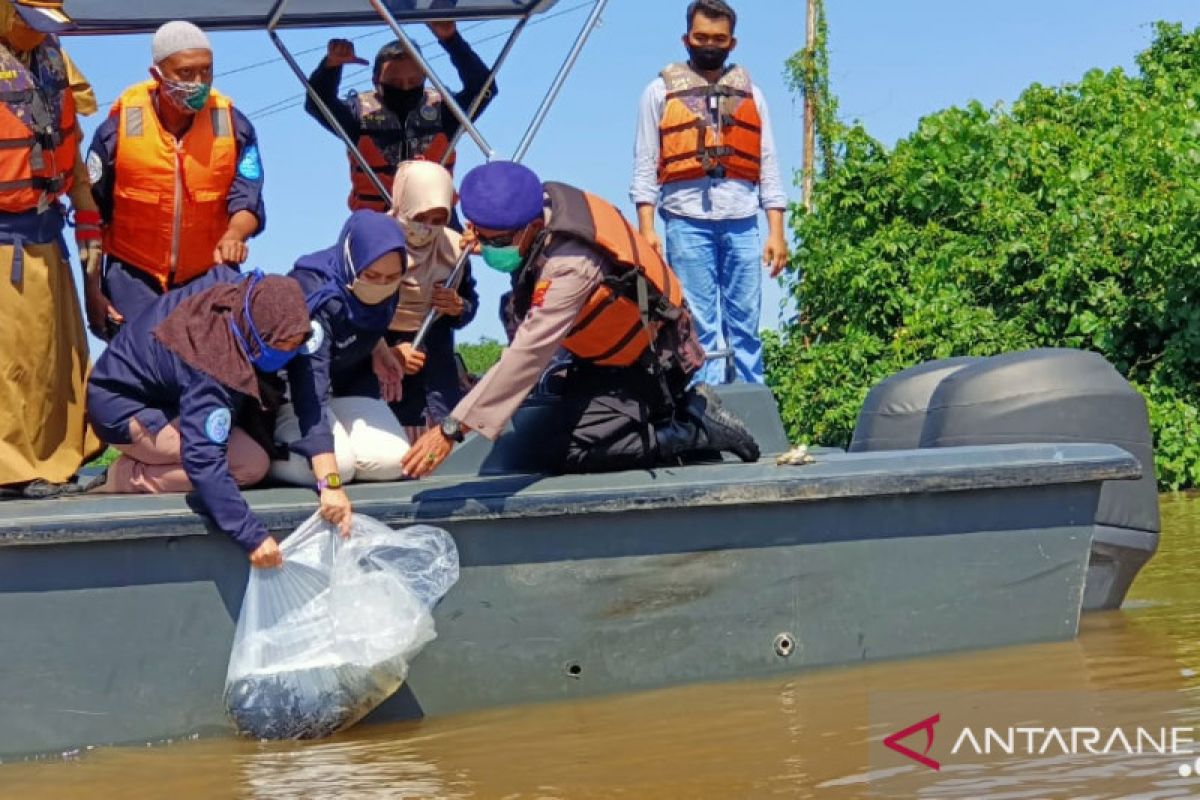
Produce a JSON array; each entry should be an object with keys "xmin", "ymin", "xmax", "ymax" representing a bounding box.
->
[
  {"xmin": 105, "ymin": 81, "xmax": 237, "ymax": 289},
  {"xmin": 0, "ymin": 40, "xmax": 77, "ymax": 213},
  {"xmin": 543, "ymin": 182, "xmax": 687, "ymax": 368},
  {"xmin": 657, "ymin": 65, "xmax": 762, "ymax": 185},
  {"xmin": 347, "ymin": 132, "xmax": 456, "ymax": 212}
]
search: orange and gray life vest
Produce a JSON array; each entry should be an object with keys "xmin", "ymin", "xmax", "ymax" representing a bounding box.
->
[
  {"xmin": 104, "ymin": 80, "xmax": 238, "ymax": 290},
  {"xmin": 348, "ymin": 89, "xmax": 456, "ymax": 212},
  {"xmin": 657, "ymin": 62, "xmax": 762, "ymax": 185},
  {"xmin": 0, "ymin": 36, "xmax": 77, "ymax": 214},
  {"xmin": 540, "ymin": 182, "xmax": 690, "ymax": 369}
]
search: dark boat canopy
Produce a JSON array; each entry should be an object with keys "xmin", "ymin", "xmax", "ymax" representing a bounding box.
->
[{"xmin": 62, "ymin": 0, "xmax": 562, "ymax": 35}]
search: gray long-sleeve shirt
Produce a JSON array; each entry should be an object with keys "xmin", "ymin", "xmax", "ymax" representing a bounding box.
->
[{"xmin": 630, "ymin": 75, "xmax": 788, "ymax": 220}]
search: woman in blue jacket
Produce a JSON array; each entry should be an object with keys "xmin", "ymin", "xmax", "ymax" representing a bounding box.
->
[
  {"xmin": 88, "ymin": 269, "xmax": 312, "ymax": 568},
  {"xmin": 271, "ymin": 211, "xmax": 410, "ymax": 496}
]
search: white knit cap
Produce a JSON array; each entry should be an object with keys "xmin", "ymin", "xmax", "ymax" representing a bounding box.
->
[{"xmin": 151, "ymin": 21, "xmax": 212, "ymax": 64}]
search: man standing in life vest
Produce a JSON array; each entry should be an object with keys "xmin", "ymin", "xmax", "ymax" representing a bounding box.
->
[
  {"xmin": 87, "ymin": 21, "xmax": 266, "ymax": 327},
  {"xmin": 0, "ymin": 0, "xmax": 103, "ymax": 498},
  {"xmin": 401, "ymin": 161, "xmax": 760, "ymax": 480},
  {"xmin": 306, "ymin": 20, "xmax": 495, "ymax": 213},
  {"xmin": 631, "ymin": 0, "xmax": 790, "ymax": 386}
]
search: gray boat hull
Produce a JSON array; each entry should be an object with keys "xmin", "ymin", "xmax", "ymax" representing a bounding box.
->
[{"xmin": 0, "ymin": 443, "xmax": 1138, "ymax": 759}]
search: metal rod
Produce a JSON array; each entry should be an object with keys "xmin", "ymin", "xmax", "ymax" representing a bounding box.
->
[
  {"xmin": 368, "ymin": 0, "xmax": 495, "ymax": 159},
  {"xmin": 441, "ymin": 16, "xmax": 529, "ymax": 167},
  {"xmin": 513, "ymin": 0, "xmax": 608, "ymax": 162},
  {"xmin": 413, "ymin": 10, "xmax": 536, "ymax": 350},
  {"xmin": 267, "ymin": 28, "xmax": 391, "ymax": 206},
  {"xmin": 411, "ymin": 247, "xmax": 472, "ymax": 350},
  {"xmin": 266, "ymin": 0, "xmax": 289, "ymax": 30},
  {"xmin": 415, "ymin": 2, "xmax": 608, "ymax": 349}
]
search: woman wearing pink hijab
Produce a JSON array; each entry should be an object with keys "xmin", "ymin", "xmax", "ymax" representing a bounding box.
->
[{"xmin": 385, "ymin": 161, "xmax": 479, "ymax": 440}]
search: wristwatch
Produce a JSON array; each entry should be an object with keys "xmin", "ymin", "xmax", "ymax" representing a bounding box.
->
[
  {"xmin": 316, "ymin": 473, "xmax": 343, "ymax": 492},
  {"xmin": 440, "ymin": 415, "xmax": 465, "ymax": 443}
]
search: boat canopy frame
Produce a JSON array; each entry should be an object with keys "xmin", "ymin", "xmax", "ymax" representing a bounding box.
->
[{"xmin": 64, "ymin": 0, "xmax": 609, "ymax": 346}]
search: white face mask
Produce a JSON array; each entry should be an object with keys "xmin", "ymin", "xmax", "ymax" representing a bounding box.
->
[
  {"xmin": 404, "ymin": 220, "xmax": 440, "ymax": 248},
  {"xmin": 349, "ymin": 278, "xmax": 402, "ymax": 306}
]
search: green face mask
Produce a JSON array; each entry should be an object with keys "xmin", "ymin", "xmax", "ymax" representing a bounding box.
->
[{"xmin": 481, "ymin": 244, "xmax": 525, "ymax": 274}]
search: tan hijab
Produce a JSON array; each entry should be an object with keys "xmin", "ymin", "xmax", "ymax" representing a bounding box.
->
[{"xmin": 388, "ymin": 161, "xmax": 465, "ymax": 333}]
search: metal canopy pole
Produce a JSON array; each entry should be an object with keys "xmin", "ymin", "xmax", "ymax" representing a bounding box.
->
[
  {"xmin": 441, "ymin": 15, "xmax": 529, "ymax": 167},
  {"xmin": 413, "ymin": 1, "xmax": 607, "ymax": 350},
  {"xmin": 410, "ymin": 12, "xmax": 531, "ymax": 350},
  {"xmin": 266, "ymin": 0, "xmax": 392, "ymax": 206},
  {"xmin": 513, "ymin": 0, "xmax": 607, "ymax": 162},
  {"xmin": 368, "ymin": 0, "xmax": 495, "ymax": 160}
]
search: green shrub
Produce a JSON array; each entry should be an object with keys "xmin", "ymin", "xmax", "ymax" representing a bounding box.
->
[
  {"xmin": 457, "ymin": 338, "xmax": 504, "ymax": 376},
  {"xmin": 770, "ymin": 22, "xmax": 1200, "ymax": 489}
]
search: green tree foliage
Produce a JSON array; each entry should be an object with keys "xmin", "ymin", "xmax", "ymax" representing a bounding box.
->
[
  {"xmin": 770, "ymin": 22, "xmax": 1200, "ymax": 489},
  {"xmin": 457, "ymin": 338, "xmax": 504, "ymax": 377}
]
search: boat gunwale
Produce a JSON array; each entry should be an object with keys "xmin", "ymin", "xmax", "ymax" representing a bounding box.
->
[{"xmin": 0, "ymin": 443, "xmax": 1140, "ymax": 548}]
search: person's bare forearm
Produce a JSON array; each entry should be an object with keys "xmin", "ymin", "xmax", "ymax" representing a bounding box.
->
[
  {"xmin": 67, "ymin": 145, "xmax": 97, "ymax": 214},
  {"xmin": 766, "ymin": 208, "xmax": 785, "ymax": 240},
  {"xmin": 310, "ymin": 451, "xmax": 340, "ymax": 481},
  {"xmin": 223, "ymin": 210, "xmax": 259, "ymax": 242},
  {"xmin": 637, "ymin": 203, "xmax": 657, "ymax": 233}
]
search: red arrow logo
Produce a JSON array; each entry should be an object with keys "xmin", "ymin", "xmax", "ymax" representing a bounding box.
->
[{"xmin": 884, "ymin": 713, "xmax": 941, "ymax": 771}]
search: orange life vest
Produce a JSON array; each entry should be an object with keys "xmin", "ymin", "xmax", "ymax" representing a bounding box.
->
[
  {"xmin": 541, "ymin": 182, "xmax": 689, "ymax": 368},
  {"xmin": 104, "ymin": 80, "xmax": 238, "ymax": 289},
  {"xmin": 657, "ymin": 63, "xmax": 762, "ymax": 185},
  {"xmin": 0, "ymin": 37, "xmax": 77, "ymax": 214},
  {"xmin": 348, "ymin": 89, "xmax": 456, "ymax": 212}
]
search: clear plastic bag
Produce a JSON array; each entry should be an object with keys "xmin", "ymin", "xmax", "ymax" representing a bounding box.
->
[{"xmin": 223, "ymin": 512, "xmax": 459, "ymax": 740}]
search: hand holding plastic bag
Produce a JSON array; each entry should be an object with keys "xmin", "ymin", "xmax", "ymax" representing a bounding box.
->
[{"xmin": 224, "ymin": 512, "xmax": 459, "ymax": 740}]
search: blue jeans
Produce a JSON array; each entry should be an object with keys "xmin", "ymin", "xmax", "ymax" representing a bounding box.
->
[{"xmin": 662, "ymin": 213, "xmax": 763, "ymax": 384}]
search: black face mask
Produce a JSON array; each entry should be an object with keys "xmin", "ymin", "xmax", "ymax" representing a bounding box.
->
[
  {"xmin": 379, "ymin": 84, "xmax": 424, "ymax": 117},
  {"xmin": 687, "ymin": 45, "xmax": 731, "ymax": 72}
]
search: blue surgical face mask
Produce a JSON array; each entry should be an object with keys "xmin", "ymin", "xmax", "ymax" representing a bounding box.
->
[
  {"xmin": 231, "ymin": 272, "xmax": 301, "ymax": 373},
  {"xmin": 481, "ymin": 244, "xmax": 525, "ymax": 274}
]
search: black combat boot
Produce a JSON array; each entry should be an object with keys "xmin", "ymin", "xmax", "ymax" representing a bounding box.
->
[{"xmin": 654, "ymin": 384, "xmax": 761, "ymax": 464}]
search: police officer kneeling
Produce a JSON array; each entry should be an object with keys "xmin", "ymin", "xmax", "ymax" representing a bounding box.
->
[{"xmin": 402, "ymin": 161, "xmax": 759, "ymax": 479}]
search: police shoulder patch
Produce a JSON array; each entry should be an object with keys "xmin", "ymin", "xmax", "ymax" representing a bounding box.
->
[
  {"xmin": 532, "ymin": 280, "xmax": 552, "ymax": 308},
  {"xmin": 86, "ymin": 150, "xmax": 104, "ymax": 185},
  {"xmin": 303, "ymin": 321, "xmax": 326, "ymax": 356},
  {"xmin": 237, "ymin": 143, "xmax": 263, "ymax": 181},
  {"xmin": 204, "ymin": 408, "xmax": 232, "ymax": 445}
]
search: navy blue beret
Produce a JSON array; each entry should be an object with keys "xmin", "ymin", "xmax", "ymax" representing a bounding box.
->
[{"xmin": 459, "ymin": 161, "xmax": 545, "ymax": 231}]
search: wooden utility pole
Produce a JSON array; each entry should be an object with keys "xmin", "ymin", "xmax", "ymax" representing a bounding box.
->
[{"xmin": 802, "ymin": 0, "xmax": 816, "ymax": 211}]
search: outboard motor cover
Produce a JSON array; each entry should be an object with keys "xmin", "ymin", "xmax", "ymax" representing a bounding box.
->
[
  {"xmin": 849, "ymin": 357, "xmax": 982, "ymax": 452},
  {"xmin": 919, "ymin": 348, "xmax": 1159, "ymax": 610}
]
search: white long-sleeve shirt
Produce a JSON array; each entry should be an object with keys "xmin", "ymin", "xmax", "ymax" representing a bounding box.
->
[{"xmin": 630, "ymin": 75, "xmax": 789, "ymax": 220}]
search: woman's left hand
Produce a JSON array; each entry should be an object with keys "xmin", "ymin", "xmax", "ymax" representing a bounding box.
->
[
  {"xmin": 319, "ymin": 487, "xmax": 353, "ymax": 537},
  {"xmin": 432, "ymin": 285, "xmax": 464, "ymax": 318},
  {"xmin": 372, "ymin": 339, "xmax": 404, "ymax": 403}
]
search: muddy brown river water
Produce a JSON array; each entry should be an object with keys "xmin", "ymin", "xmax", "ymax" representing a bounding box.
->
[{"xmin": 4, "ymin": 495, "xmax": 1200, "ymax": 799}]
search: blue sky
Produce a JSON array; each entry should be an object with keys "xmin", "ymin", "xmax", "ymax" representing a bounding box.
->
[{"xmin": 61, "ymin": 0, "xmax": 1200, "ymax": 348}]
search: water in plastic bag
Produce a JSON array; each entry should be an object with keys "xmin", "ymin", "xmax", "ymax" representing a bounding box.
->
[{"xmin": 224, "ymin": 513, "xmax": 459, "ymax": 740}]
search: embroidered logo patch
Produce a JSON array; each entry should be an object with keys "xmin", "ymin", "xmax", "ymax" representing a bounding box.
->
[
  {"xmin": 303, "ymin": 321, "xmax": 326, "ymax": 356},
  {"xmin": 237, "ymin": 143, "xmax": 263, "ymax": 181},
  {"xmin": 532, "ymin": 280, "xmax": 551, "ymax": 308},
  {"xmin": 204, "ymin": 408, "xmax": 232, "ymax": 445},
  {"xmin": 86, "ymin": 150, "xmax": 104, "ymax": 185}
]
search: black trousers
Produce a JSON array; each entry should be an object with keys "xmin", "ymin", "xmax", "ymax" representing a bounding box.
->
[{"xmin": 552, "ymin": 365, "xmax": 674, "ymax": 474}]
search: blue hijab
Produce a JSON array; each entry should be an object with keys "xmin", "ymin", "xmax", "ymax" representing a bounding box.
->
[{"xmin": 292, "ymin": 211, "xmax": 407, "ymax": 331}]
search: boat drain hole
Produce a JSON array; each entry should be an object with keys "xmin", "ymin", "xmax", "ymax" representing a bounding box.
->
[
  {"xmin": 774, "ymin": 633, "xmax": 796, "ymax": 658},
  {"xmin": 567, "ymin": 663, "xmax": 583, "ymax": 678}
]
